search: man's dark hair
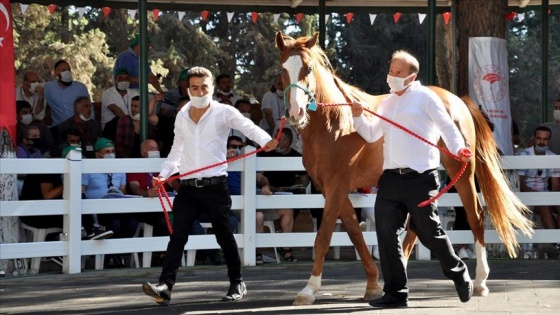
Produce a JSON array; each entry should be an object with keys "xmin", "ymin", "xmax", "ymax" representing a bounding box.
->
[
  {"xmin": 16, "ymin": 100, "xmax": 32, "ymax": 113},
  {"xmin": 22, "ymin": 124, "xmax": 39, "ymax": 138},
  {"xmin": 234, "ymin": 99, "xmax": 251, "ymax": 109},
  {"xmin": 216, "ymin": 73, "xmax": 231, "ymax": 84},
  {"xmin": 131, "ymin": 95, "xmax": 140, "ymax": 102},
  {"xmin": 227, "ymin": 136, "xmax": 244, "ymax": 145},
  {"xmin": 73, "ymin": 96, "xmax": 90, "ymax": 108},
  {"xmin": 54, "ymin": 59, "xmax": 69, "ymax": 70},
  {"xmin": 279, "ymin": 128, "xmax": 293, "ymax": 145},
  {"xmin": 63, "ymin": 128, "xmax": 81, "ymax": 139},
  {"xmin": 535, "ymin": 126, "xmax": 551, "ymax": 137}
]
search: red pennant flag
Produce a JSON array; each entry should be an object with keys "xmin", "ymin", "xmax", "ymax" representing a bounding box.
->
[
  {"xmin": 102, "ymin": 7, "xmax": 111, "ymax": 18},
  {"xmin": 296, "ymin": 13, "xmax": 304, "ymax": 24},
  {"xmin": 251, "ymin": 12, "xmax": 258, "ymax": 24},
  {"xmin": 201, "ymin": 10, "xmax": 210, "ymax": 22},
  {"xmin": 0, "ymin": 0, "xmax": 17, "ymax": 145},
  {"xmin": 346, "ymin": 13, "xmax": 354, "ymax": 24},
  {"xmin": 153, "ymin": 9, "xmax": 161, "ymax": 21},
  {"xmin": 443, "ymin": 12, "xmax": 451, "ymax": 24},
  {"xmin": 393, "ymin": 12, "xmax": 402, "ymax": 23},
  {"xmin": 505, "ymin": 11, "xmax": 516, "ymax": 21},
  {"xmin": 48, "ymin": 4, "xmax": 57, "ymax": 15}
]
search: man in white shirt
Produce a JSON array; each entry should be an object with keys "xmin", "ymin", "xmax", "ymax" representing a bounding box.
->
[
  {"xmin": 16, "ymin": 71, "xmax": 45, "ymax": 121},
  {"xmin": 100, "ymin": 68, "xmax": 139, "ymax": 130},
  {"xmin": 352, "ymin": 50, "xmax": 473, "ymax": 308},
  {"xmin": 213, "ymin": 73, "xmax": 241, "ymax": 105},
  {"xmin": 142, "ymin": 67, "xmax": 278, "ymax": 306}
]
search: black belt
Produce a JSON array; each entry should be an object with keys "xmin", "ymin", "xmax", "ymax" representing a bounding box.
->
[
  {"xmin": 181, "ymin": 176, "xmax": 226, "ymax": 187},
  {"xmin": 386, "ymin": 168, "xmax": 418, "ymax": 175}
]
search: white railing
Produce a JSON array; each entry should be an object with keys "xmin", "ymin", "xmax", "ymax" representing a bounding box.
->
[{"xmin": 1, "ymin": 149, "xmax": 559, "ymax": 274}]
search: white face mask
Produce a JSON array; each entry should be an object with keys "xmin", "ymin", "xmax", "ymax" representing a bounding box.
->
[
  {"xmin": 387, "ymin": 74, "xmax": 414, "ymax": 92},
  {"xmin": 103, "ymin": 153, "xmax": 115, "ymax": 159},
  {"xmin": 276, "ymin": 89, "xmax": 284, "ymax": 98},
  {"xmin": 188, "ymin": 90, "xmax": 213, "ymax": 109},
  {"xmin": 79, "ymin": 114, "xmax": 91, "ymax": 121},
  {"xmin": 59, "ymin": 70, "xmax": 73, "ymax": 83},
  {"xmin": 70, "ymin": 143, "xmax": 81, "ymax": 147},
  {"xmin": 147, "ymin": 150, "xmax": 160, "ymax": 158},
  {"xmin": 554, "ymin": 110, "xmax": 560, "ymax": 121},
  {"xmin": 29, "ymin": 82, "xmax": 41, "ymax": 94},
  {"xmin": 117, "ymin": 81, "xmax": 130, "ymax": 91},
  {"xmin": 21, "ymin": 114, "xmax": 33, "ymax": 125},
  {"xmin": 131, "ymin": 113, "xmax": 140, "ymax": 120},
  {"xmin": 241, "ymin": 112, "xmax": 251, "ymax": 119}
]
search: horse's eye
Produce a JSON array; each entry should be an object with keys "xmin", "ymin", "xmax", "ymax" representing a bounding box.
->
[{"xmin": 308, "ymin": 65, "xmax": 314, "ymax": 73}]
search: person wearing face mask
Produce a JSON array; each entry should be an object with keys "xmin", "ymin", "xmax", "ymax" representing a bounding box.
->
[
  {"xmin": 540, "ymin": 98, "xmax": 560, "ymax": 155},
  {"xmin": 101, "ymin": 68, "xmax": 139, "ymax": 130},
  {"xmin": 114, "ymin": 94, "xmax": 161, "ymax": 158},
  {"xmin": 161, "ymin": 69, "xmax": 190, "ymax": 117},
  {"xmin": 143, "ymin": 67, "xmax": 278, "ymax": 306},
  {"xmin": 213, "ymin": 73, "xmax": 241, "ymax": 106},
  {"xmin": 517, "ymin": 126, "xmax": 560, "ymax": 254},
  {"xmin": 259, "ymin": 74, "xmax": 285, "ymax": 135},
  {"xmin": 44, "ymin": 60, "xmax": 90, "ymax": 127},
  {"xmin": 58, "ymin": 96, "xmax": 101, "ymax": 159},
  {"xmin": 16, "ymin": 125, "xmax": 44, "ymax": 159},
  {"xmin": 16, "ymin": 71, "xmax": 45, "ymax": 121},
  {"xmin": 351, "ymin": 50, "xmax": 473, "ymax": 308},
  {"xmin": 228, "ymin": 99, "xmax": 254, "ymax": 144},
  {"xmin": 16, "ymin": 100, "xmax": 54, "ymax": 156}
]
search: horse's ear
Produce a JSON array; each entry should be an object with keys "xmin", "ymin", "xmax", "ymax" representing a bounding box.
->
[
  {"xmin": 306, "ymin": 32, "xmax": 320, "ymax": 49},
  {"xmin": 276, "ymin": 32, "xmax": 286, "ymax": 51}
]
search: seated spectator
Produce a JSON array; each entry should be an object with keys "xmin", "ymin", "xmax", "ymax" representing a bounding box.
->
[
  {"xmin": 101, "ymin": 68, "xmax": 139, "ymax": 130},
  {"xmin": 228, "ymin": 99, "xmax": 253, "ymax": 144},
  {"xmin": 16, "ymin": 125, "xmax": 43, "ymax": 159},
  {"xmin": 114, "ymin": 94, "xmax": 161, "ymax": 158},
  {"xmin": 58, "ymin": 96, "xmax": 102, "ymax": 159},
  {"xmin": 82, "ymin": 138, "xmax": 137, "ymax": 268},
  {"xmin": 541, "ymin": 98, "xmax": 560, "ymax": 155},
  {"xmin": 161, "ymin": 68, "xmax": 189, "ymax": 117},
  {"xmin": 258, "ymin": 129, "xmax": 310, "ymax": 262},
  {"xmin": 44, "ymin": 59, "xmax": 90, "ymax": 127},
  {"xmin": 16, "ymin": 100, "xmax": 54, "ymax": 156},
  {"xmin": 61, "ymin": 128, "xmax": 82, "ymax": 148},
  {"xmin": 214, "ymin": 73, "xmax": 241, "ymax": 105},
  {"xmin": 16, "ymin": 71, "xmax": 45, "ymax": 121},
  {"xmin": 517, "ymin": 126, "xmax": 560, "ymax": 252}
]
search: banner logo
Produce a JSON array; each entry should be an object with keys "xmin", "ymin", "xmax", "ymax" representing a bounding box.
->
[{"xmin": 473, "ymin": 65, "xmax": 507, "ymax": 103}]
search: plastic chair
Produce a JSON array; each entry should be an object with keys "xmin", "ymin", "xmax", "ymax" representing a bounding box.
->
[
  {"xmin": 19, "ymin": 222, "xmax": 62, "ymax": 273},
  {"xmin": 263, "ymin": 220, "xmax": 281, "ymax": 263}
]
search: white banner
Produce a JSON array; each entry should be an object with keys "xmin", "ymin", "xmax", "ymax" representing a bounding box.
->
[{"xmin": 469, "ymin": 37, "xmax": 514, "ymax": 155}]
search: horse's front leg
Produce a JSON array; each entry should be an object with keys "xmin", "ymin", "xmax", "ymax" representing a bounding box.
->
[
  {"xmin": 401, "ymin": 216, "xmax": 417, "ymax": 265},
  {"xmin": 293, "ymin": 196, "xmax": 340, "ymax": 306},
  {"xmin": 338, "ymin": 197, "xmax": 382, "ymax": 301}
]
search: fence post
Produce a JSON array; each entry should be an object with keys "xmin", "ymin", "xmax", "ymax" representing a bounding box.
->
[
  {"xmin": 63, "ymin": 149, "xmax": 83, "ymax": 274},
  {"xmin": 241, "ymin": 146, "xmax": 257, "ymax": 266}
]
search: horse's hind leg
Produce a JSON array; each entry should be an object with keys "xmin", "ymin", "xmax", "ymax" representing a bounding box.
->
[
  {"xmin": 402, "ymin": 217, "xmax": 417, "ymax": 266},
  {"xmin": 339, "ymin": 198, "xmax": 382, "ymax": 301}
]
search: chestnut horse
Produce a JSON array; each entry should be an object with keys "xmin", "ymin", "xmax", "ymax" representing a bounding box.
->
[{"xmin": 276, "ymin": 32, "xmax": 533, "ymax": 305}]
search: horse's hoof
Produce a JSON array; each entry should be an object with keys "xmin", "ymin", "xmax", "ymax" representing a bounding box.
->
[
  {"xmin": 293, "ymin": 293, "xmax": 315, "ymax": 305},
  {"xmin": 362, "ymin": 288, "xmax": 383, "ymax": 301},
  {"xmin": 473, "ymin": 285, "xmax": 489, "ymax": 297}
]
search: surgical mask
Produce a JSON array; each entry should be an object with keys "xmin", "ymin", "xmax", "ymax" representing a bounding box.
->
[
  {"xmin": 534, "ymin": 146, "xmax": 548, "ymax": 153},
  {"xmin": 147, "ymin": 150, "xmax": 160, "ymax": 158},
  {"xmin": 242, "ymin": 112, "xmax": 251, "ymax": 119},
  {"xmin": 188, "ymin": 91, "xmax": 213, "ymax": 109},
  {"xmin": 29, "ymin": 82, "xmax": 41, "ymax": 94},
  {"xmin": 69, "ymin": 143, "xmax": 81, "ymax": 147},
  {"xmin": 554, "ymin": 110, "xmax": 560, "ymax": 121},
  {"xmin": 117, "ymin": 81, "xmax": 130, "ymax": 91},
  {"xmin": 276, "ymin": 89, "xmax": 284, "ymax": 98},
  {"xmin": 216, "ymin": 88, "xmax": 231, "ymax": 95},
  {"xmin": 59, "ymin": 70, "xmax": 73, "ymax": 83},
  {"xmin": 79, "ymin": 114, "xmax": 91, "ymax": 121},
  {"xmin": 387, "ymin": 74, "xmax": 414, "ymax": 92},
  {"xmin": 26, "ymin": 137, "xmax": 42, "ymax": 148},
  {"xmin": 21, "ymin": 114, "xmax": 33, "ymax": 125},
  {"xmin": 131, "ymin": 113, "xmax": 140, "ymax": 120},
  {"xmin": 103, "ymin": 153, "xmax": 115, "ymax": 159}
]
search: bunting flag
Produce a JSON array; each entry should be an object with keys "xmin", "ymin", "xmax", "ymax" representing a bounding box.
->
[
  {"xmin": 393, "ymin": 12, "xmax": 402, "ymax": 23},
  {"xmin": 296, "ymin": 12, "xmax": 304, "ymax": 24},
  {"xmin": 273, "ymin": 13, "xmax": 280, "ymax": 23},
  {"xmin": 153, "ymin": 9, "xmax": 161, "ymax": 21},
  {"xmin": 517, "ymin": 12, "xmax": 525, "ymax": 22},
  {"xmin": 128, "ymin": 9, "xmax": 137, "ymax": 20},
  {"xmin": 102, "ymin": 7, "xmax": 111, "ymax": 18},
  {"xmin": 369, "ymin": 13, "xmax": 377, "ymax": 25},
  {"xmin": 77, "ymin": 7, "xmax": 86, "ymax": 18},
  {"xmin": 48, "ymin": 4, "xmax": 57, "ymax": 15},
  {"xmin": 443, "ymin": 12, "xmax": 451, "ymax": 24},
  {"xmin": 418, "ymin": 13, "xmax": 426, "ymax": 24},
  {"xmin": 178, "ymin": 11, "xmax": 186, "ymax": 21},
  {"xmin": 227, "ymin": 12, "xmax": 234, "ymax": 23},
  {"xmin": 325, "ymin": 14, "xmax": 330, "ymax": 23},
  {"xmin": 201, "ymin": 10, "xmax": 209, "ymax": 22},
  {"xmin": 20, "ymin": 4, "xmax": 28, "ymax": 15},
  {"xmin": 345, "ymin": 13, "xmax": 354, "ymax": 24},
  {"xmin": 505, "ymin": 11, "xmax": 516, "ymax": 21},
  {"xmin": 0, "ymin": 0, "xmax": 17, "ymax": 145},
  {"xmin": 251, "ymin": 12, "xmax": 258, "ymax": 24}
]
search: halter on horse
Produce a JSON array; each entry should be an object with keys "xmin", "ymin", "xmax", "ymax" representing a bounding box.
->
[{"xmin": 276, "ymin": 32, "xmax": 533, "ymax": 305}]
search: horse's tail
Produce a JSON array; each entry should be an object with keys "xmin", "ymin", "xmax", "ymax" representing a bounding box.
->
[{"xmin": 462, "ymin": 96, "xmax": 533, "ymax": 258}]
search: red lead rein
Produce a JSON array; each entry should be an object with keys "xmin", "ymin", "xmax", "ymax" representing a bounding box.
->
[
  {"xmin": 156, "ymin": 118, "xmax": 287, "ymax": 235},
  {"xmin": 317, "ymin": 102, "xmax": 471, "ymax": 208}
]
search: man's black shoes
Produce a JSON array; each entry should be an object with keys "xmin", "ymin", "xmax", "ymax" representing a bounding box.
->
[
  {"xmin": 369, "ymin": 294, "xmax": 408, "ymax": 308},
  {"xmin": 222, "ymin": 281, "xmax": 247, "ymax": 301},
  {"xmin": 142, "ymin": 282, "xmax": 171, "ymax": 306},
  {"xmin": 455, "ymin": 280, "xmax": 473, "ymax": 303}
]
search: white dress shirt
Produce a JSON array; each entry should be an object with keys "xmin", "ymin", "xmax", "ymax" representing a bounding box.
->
[
  {"xmin": 16, "ymin": 85, "xmax": 45, "ymax": 120},
  {"xmin": 101, "ymin": 86, "xmax": 139, "ymax": 128},
  {"xmin": 353, "ymin": 81, "xmax": 465, "ymax": 173},
  {"xmin": 160, "ymin": 100, "xmax": 272, "ymax": 179}
]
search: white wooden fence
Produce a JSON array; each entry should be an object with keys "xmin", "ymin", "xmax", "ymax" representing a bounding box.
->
[{"xmin": 1, "ymin": 149, "xmax": 559, "ymax": 274}]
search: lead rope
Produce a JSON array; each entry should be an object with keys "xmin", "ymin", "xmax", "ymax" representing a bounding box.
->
[{"xmin": 156, "ymin": 118, "xmax": 287, "ymax": 234}]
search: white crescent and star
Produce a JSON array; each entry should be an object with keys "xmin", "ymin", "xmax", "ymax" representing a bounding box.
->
[{"xmin": 0, "ymin": 2, "xmax": 11, "ymax": 47}]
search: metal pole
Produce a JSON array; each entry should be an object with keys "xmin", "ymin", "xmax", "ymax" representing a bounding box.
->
[
  {"xmin": 139, "ymin": 0, "xmax": 149, "ymax": 141},
  {"xmin": 542, "ymin": 0, "xmax": 549, "ymax": 123},
  {"xmin": 427, "ymin": 0, "xmax": 436, "ymax": 85},
  {"xmin": 319, "ymin": 0, "xmax": 326, "ymax": 49}
]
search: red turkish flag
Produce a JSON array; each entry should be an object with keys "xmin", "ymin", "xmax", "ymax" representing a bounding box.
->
[{"xmin": 0, "ymin": 0, "xmax": 16, "ymax": 146}]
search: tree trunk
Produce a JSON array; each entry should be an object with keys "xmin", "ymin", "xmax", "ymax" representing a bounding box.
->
[
  {"xmin": 456, "ymin": 0, "xmax": 507, "ymax": 96},
  {"xmin": 0, "ymin": 129, "xmax": 19, "ymax": 275}
]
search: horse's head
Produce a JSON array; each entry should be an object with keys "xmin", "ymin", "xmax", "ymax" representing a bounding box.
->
[{"xmin": 276, "ymin": 32, "xmax": 323, "ymax": 128}]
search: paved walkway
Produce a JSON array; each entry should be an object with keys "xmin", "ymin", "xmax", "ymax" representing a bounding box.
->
[{"xmin": 1, "ymin": 257, "xmax": 559, "ymax": 314}]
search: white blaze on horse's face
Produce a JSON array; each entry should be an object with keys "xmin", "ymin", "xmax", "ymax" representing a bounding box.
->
[{"xmin": 283, "ymin": 55, "xmax": 309, "ymax": 125}]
